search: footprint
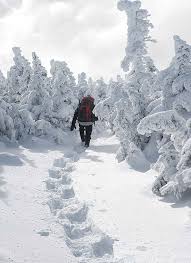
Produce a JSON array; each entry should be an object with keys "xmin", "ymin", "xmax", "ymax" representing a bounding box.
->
[
  {"xmin": 98, "ymin": 208, "xmax": 107, "ymax": 213},
  {"xmin": 92, "ymin": 234, "xmax": 114, "ymax": 257},
  {"xmin": 49, "ymin": 168, "xmax": 62, "ymax": 179},
  {"xmin": 64, "ymin": 203, "xmax": 89, "ymax": 223},
  {"xmin": 65, "ymin": 152, "xmax": 79, "ymax": 162},
  {"xmin": 45, "ymin": 179, "xmax": 57, "ymax": 190},
  {"xmin": 37, "ymin": 230, "xmax": 50, "ymax": 237},
  {"xmin": 95, "ymin": 186, "xmax": 102, "ymax": 190},
  {"xmin": 63, "ymin": 164, "xmax": 75, "ymax": 173},
  {"xmin": 61, "ymin": 186, "xmax": 75, "ymax": 199},
  {"xmin": 61, "ymin": 174, "xmax": 72, "ymax": 185},
  {"xmin": 63, "ymin": 221, "xmax": 92, "ymax": 240},
  {"xmin": 53, "ymin": 158, "xmax": 67, "ymax": 168},
  {"xmin": 48, "ymin": 197, "xmax": 63, "ymax": 213}
]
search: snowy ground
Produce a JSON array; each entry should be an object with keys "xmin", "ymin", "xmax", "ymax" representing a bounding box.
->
[
  {"xmin": 1, "ymin": 131, "xmax": 191, "ymax": 263},
  {"xmin": 0, "ymin": 137, "xmax": 78, "ymax": 263},
  {"xmin": 73, "ymin": 134, "xmax": 191, "ymax": 262}
]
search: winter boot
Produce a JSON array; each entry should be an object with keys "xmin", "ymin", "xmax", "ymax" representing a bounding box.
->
[{"xmin": 85, "ymin": 142, "xmax": 89, "ymax": 148}]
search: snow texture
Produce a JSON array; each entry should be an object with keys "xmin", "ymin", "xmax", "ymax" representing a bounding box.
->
[{"xmin": 46, "ymin": 147, "xmax": 116, "ymax": 263}]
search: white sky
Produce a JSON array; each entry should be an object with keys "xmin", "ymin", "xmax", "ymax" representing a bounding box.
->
[{"xmin": 0, "ymin": 0, "xmax": 191, "ymax": 80}]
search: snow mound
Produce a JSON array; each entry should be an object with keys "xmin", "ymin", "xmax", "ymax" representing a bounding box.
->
[
  {"xmin": 126, "ymin": 143, "xmax": 150, "ymax": 172},
  {"xmin": 37, "ymin": 229, "xmax": 50, "ymax": 237}
]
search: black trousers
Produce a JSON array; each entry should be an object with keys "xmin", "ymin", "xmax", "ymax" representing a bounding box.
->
[{"xmin": 79, "ymin": 125, "xmax": 92, "ymax": 146}]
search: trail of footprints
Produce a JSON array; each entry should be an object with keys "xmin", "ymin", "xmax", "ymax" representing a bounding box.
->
[{"xmin": 45, "ymin": 150, "xmax": 120, "ymax": 263}]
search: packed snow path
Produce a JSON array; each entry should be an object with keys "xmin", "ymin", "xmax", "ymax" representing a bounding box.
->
[{"xmin": 1, "ymin": 134, "xmax": 191, "ymax": 262}]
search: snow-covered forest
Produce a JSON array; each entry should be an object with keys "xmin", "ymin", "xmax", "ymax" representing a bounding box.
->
[
  {"xmin": 1, "ymin": 0, "xmax": 191, "ymax": 262},
  {"xmin": 1, "ymin": 0, "xmax": 191, "ymax": 199}
]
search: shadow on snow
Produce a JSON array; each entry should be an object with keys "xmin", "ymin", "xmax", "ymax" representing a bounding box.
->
[{"xmin": 160, "ymin": 190, "xmax": 191, "ymax": 209}]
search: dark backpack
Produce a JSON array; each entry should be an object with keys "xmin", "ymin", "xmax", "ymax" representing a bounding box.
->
[{"xmin": 78, "ymin": 96, "xmax": 95, "ymax": 122}]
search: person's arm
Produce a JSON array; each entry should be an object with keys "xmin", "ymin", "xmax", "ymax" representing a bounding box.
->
[
  {"xmin": 93, "ymin": 114, "xmax": 98, "ymax": 122},
  {"xmin": 71, "ymin": 108, "xmax": 78, "ymax": 131}
]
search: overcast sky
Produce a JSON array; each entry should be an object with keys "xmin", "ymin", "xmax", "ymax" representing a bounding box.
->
[{"xmin": 0, "ymin": 0, "xmax": 191, "ymax": 80}]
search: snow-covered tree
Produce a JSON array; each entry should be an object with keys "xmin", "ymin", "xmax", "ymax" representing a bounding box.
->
[
  {"xmin": 114, "ymin": 0, "xmax": 157, "ymax": 162},
  {"xmin": 0, "ymin": 96, "xmax": 33, "ymax": 142},
  {"xmin": 138, "ymin": 36, "xmax": 191, "ymax": 197},
  {"xmin": 87, "ymin": 77, "xmax": 95, "ymax": 95},
  {"xmin": 7, "ymin": 47, "xmax": 31, "ymax": 103},
  {"xmin": 92, "ymin": 77, "xmax": 108, "ymax": 104},
  {"xmin": 0, "ymin": 99, "xmax": 15, "ymax": 141},
  {"xmin": 25, "ymin": 52, "xmax": 53, "ymax": 121},
  {"xmin": 11, "ymin": 104, "xmax": 34, "ymax": 140},
  {"xmin": 77, "ymin": 72, "xmax": 89, "ymax": 101},
  {"xmin": 0, "ymin": 70, "xmax": 7, "ymax": 96},
  {"xmin": 50, "ymin": 60, "xmax": 78, "ymax": 130},
  {"xmin": 95, "ymin": 76, "xmax": 125, "ymax": 130},
  {"xmin": 117, "ymin": 0, "xmax": 155, "ymax": 73}
]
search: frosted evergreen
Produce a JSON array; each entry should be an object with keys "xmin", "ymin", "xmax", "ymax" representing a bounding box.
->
[
  {"xmin": 50, "ymin": 60, "xmax": 78, "ymax": 130},
  {"xmin": 7, "ymin": 47, "xmax": 32, "ymax": 103},
  {"xmin": 77, "ymin": 72, "xmax": 89, "ymax": 101},
  {"xmin": 26, "ymin": 52, "xmax": 53, "ymax": 122},
  {"xmin": 114, "ymin": 0, "xmax": 157, "ymax": 162},
  {"xmin": 138, "ymin": 35, "xmax": 191, "ymax": 197}
]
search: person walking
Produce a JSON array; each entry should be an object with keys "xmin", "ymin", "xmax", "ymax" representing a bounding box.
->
[{"xmin": 71, "ymin": 95, "xmax": 98, "ymax": 147}]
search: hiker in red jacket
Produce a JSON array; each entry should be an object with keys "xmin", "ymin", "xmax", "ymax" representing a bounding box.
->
[{"xmin": 71, "ymin": 96, "xmax": 98, "ymax": 147}]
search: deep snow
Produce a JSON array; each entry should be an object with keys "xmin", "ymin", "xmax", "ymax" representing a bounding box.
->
[{"xmin": 1, "ymin": 132, "xmax": 191, "ymax": 262}]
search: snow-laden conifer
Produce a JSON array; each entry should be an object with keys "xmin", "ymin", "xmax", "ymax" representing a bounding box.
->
[
  {"xmin": 114, "ymin": 0, "xmax": 157, "ymax": 162},
  {"xmin": 138, "ymin": 36, "xmax": 191, "ymax": 197},
  {"xmin": 95, "ymin": 76, "xmax": 125, "ymax": 131},
  {"xmin": 7, "ymin": 47, "xmax": 31, "ymax": 103},
  {"xmin": 11, "ymin": 104, "xmax": 34, "ymax": 140},
  {"xmin": 92, "ymin": 77, "xmax": 108, "ymax": 104},
  {"xmin": 77, "ymin": 72, "xmax": 89, "ymax": 101},
  {"xmin": 0, "ymin": 70, "xmax": 7, "ymax": 97},
  {"xmin": 26, "ymin": 52, "xmax": 53, "ymax": 122},
  {"xmin": 50, "ymin": 60, "xmax": 78, "ymax": 130},
  {"xmin": 0, "ymin": 99, "xmax": 15, "ymax": 141},
  {"xmin": 117, "ymin": 0, "xmax": 155, "ymax": 73}
]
